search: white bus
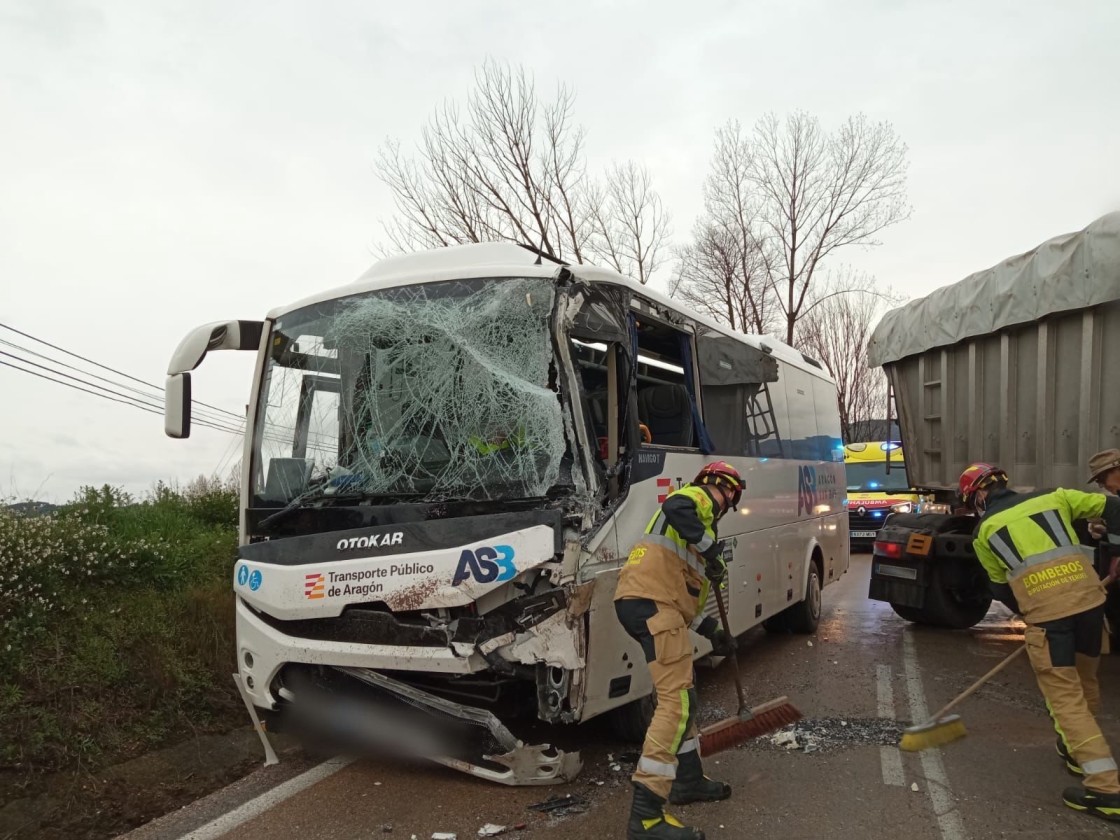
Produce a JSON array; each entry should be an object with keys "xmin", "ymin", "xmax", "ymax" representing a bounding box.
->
[{"xmin": 165, "ymin": 243, "xmax": 848, "ymax": 785}]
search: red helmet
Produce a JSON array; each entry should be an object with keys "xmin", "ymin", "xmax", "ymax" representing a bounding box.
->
[
  {"xmin": 959, "ymin": 462, "xmax": 1008, "ymax": 509},
  {"xmin": 695, "ymin": 461, "xmax": 744, "ymax": 509}
]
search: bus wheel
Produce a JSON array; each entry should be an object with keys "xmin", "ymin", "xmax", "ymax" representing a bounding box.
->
[
  {"xmin": 763, "ymin": 561, "xmax": 822, "ymax": 635},
  {"xmin": 784, "ymin": 563, "xmax": 822, "ymax": 634},
  {"xmin": 607, "ymin": 691, "xmax": 655, "ymax": 744}
]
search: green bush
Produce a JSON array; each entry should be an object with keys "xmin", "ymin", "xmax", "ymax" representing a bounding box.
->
[{"xmin": 0, "ymin": 478, "xmax": 242, "ymax": 775}]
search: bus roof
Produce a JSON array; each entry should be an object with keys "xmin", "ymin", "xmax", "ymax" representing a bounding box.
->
[
  {"xmin": 268, "ymin": 242, "xmax": 835, "ymax": 382},
  {"xmin": 844, "ymin": 441, "xmax": 904, "ymax": 463}
]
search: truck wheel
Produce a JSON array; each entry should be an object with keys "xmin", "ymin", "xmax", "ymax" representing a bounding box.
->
[
  {"xmin": 923, "ymin": 564, "xmax": 992, "ymax": 629},
  {"xmin": 763, "ymin": 560, "xmax": 822, "ymax": 634},
  {"xmin": 607, "ymin": 691, "xmax": 654, "ymax": 743},
  {"xmin": 890, "ymin": 603, "xmax": 932, "ymax": 624}
]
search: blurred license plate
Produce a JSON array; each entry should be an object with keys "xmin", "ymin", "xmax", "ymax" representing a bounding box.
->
[{"xmin": 851, "ymin": 530, "xmax": 877, "ymax": 538}]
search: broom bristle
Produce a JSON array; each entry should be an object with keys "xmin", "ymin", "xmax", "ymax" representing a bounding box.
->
[
  {"xmin": 699, "ymin": 697, "xmax": 802, "ymax": 756},
  {"xmin": 898, "ymin": 715, "xmax": 967, "ymax": 752}
]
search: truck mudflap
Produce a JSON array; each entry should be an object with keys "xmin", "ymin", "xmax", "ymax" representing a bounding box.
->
[{"xmin": 336, "ymin": 667, "xmax": 581, "ymax": 786}]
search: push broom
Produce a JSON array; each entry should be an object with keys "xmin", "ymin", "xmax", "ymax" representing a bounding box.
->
[
  {"xmin": 899, "ymin": 643, "xmax": 1026, "ymax": 751},
  {"xmin": 698, "ymin": 581, "xmax": 802, "ymax": 755}
]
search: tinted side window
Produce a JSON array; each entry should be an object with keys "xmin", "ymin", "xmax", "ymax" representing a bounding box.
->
[
  {"xmin": 783, "ymin": 366, "xmax": 818, "ymax": 460},
  {"xmin": 755, "ymin": 380, "xmax": 790, "ymax": 458},
  {"xmin": 695, "ymin": 330, "xmax": 785, "ymax": 457},
  {"xmin": 812, "ymin": 376, "xmax": 843, "ymax": 462}
]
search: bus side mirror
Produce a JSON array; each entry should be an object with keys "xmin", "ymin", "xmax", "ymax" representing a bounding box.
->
[{"xmin": 165, "ymin": 373, "xmax": 191, "ymax": 438}]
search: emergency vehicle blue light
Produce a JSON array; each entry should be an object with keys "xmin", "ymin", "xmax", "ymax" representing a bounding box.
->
[
  {"xmin": 872, "ymin": 510, "xmax": 883, "ymax": 518},
  {"xmin": 869, "ymin": 481, "xmax": 880, "ymax": 489}
]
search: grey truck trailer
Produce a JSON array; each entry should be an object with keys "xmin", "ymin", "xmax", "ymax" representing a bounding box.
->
[{"xmin": 865, "ymin": 212, "xmax": 1120, "ymax": 628}]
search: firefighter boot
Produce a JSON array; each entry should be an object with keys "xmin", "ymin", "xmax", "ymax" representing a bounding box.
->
[
  {"xmin": 668, "ymin": 750, "xmax": 732, "ymax": 804},
  {"xmin": 627, "ymin": 782, "xmax": 705, "ymax": 840},
  {"xmin": 1056, "ymin": 736, "xmax": 1084, "ymax": 777},
  {"xmin": 1063, "ymin": 786, "xmax": 1120, "ymax": 822}
]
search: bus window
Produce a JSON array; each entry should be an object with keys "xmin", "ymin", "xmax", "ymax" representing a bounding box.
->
[
  {"xmin": 783, "ymin": 366, "xmax": 819, "ymax": 460},
  {"xmin": 633, "ymin": 318, "xmax": 698, "ymax": 449},
  {"xmin": 812, "ymin": 376, "xmax": 843, "ymax": 462},
  {"xmin": 695, "ymin": 329, "xmax": 784, "ymax": 457},
  {"xmin": 758, "ymin": 365, "xmax": 791, "ymax": 458}
]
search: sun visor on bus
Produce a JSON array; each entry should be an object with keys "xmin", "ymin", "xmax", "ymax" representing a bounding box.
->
[
  {"xmin": 566, "ymin": 286, "xmax": 630, "ymax": 344},
  {"xmin": 696, "ymin": 330, "xmax": 778, "ymax": 386}
]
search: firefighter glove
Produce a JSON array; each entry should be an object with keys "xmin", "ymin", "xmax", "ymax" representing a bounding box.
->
[
  {"xmin": 708, "ymin": 628, "xmax": 736, "ymax": 657},
  {"xmin": 702, "ymin": 540, "xmax": 728, "ymax": 583},
  {"xmin": 696, "ymin": 616, "xmax": 736, "ymax": 656}
]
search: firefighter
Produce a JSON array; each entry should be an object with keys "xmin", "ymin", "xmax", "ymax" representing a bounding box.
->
[
  {"xmin": 614, "ymin": 461, "xmax": 743, "ymax": 840},
  {"xmin": 1084, "ymin": 450, "xmax": 1120, "ymax": 657},
  {"xmin": 962, "ymin": 462, "xmax": 1120, "ymax": 822}
]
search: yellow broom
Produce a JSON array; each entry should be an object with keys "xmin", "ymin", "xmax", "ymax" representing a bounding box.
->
[{"xmin": 899, "ymin": 643, "xmax": 1027, "ymax": 751}]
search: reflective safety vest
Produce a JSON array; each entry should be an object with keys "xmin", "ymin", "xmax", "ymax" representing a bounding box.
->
[
  {"xmin": 615, "ymin": 484, "xmax": 719, "ymax": 622},
  {"xmin": 974, "ymin": 488, "xmax": 1109, "ymax": 624}
]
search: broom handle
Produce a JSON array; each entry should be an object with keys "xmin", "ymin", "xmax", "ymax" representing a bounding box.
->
[
  {"xmin": 925, "ymin": 569, "xmax": 1115, "ymax": 722},
  {"xmin": 713, "ymin": 581, "xmax": 749, "ymax": 714},
  {"xmin": 925, "ymin": 643, "xmax": 1027, "ymax": 722}
]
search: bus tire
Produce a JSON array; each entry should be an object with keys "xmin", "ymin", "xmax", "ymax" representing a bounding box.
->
[
  {"xmin": 763, "ymin": 560, "xmax": 822, "ymax": 634},
  {"xmin": 607, "ymin": 691, "xmax": 655, "ymax": 744}
]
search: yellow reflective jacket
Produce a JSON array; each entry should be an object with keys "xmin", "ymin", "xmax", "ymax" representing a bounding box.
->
[
  {"xmin": 615, "ymin": 484, "xmax": 721, "ymax": 622},
  {"xmin": 973, "ymin": 488, "xmax": 1120, "ymax": 624}
]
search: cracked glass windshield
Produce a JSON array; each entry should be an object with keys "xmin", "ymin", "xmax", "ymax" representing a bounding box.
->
[{"xmin": 253, "ymin": 277, "xmax": 565, "ymax": 505}]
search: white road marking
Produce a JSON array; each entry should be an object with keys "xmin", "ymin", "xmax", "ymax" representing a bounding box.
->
[
  {"xmin": 178, "ymin": 757, "xmax": 354, "ymax": 840},
  {"xmin": 902, "ymin": 631, "xmax": 968, "ymax": 840},
  {"xmin": 877, "ymin": 663, "xmax": 905, "ymax": 786}
]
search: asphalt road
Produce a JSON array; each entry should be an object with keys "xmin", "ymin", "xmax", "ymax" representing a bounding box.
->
[{"xmin": 125, "ymin": 553, "xmax": 1120, "ymax": 839}]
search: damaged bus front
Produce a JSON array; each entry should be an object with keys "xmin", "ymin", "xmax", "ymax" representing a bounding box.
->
[
  {"xmin": 165, "ymin": 243, "xmax": 847, "ymax": 786},
  {"xmin": 165, "ymin": 248, "xmax": 628, "ymax": 785}
]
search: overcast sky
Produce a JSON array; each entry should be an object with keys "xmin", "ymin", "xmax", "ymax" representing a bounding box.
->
[{"xmin": 2, "ymin": 0, "xmax": 1118, "ymax": 501}]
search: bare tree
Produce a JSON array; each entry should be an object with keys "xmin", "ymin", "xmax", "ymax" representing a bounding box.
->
[
  {"xmin": 586, "ymin": 162, "xmax": 670, "ymax": 284},
  {"xmin": 375, "ymin": 60, "xmax": 669, "ymax": 282},
  {"xmin": 670, "ymin": 222, "xmax": 774, "ymax": 333},
  {"xmin": 670, "ymin": 121, "xmax": 777, "ymax": 330},
  {"xmin": 796, "ymin": 272, "xmax": 899, "ymax": 441},
  {"xmin": 751, "ymin": 112, "xmax": 910, "ymax": 343}
]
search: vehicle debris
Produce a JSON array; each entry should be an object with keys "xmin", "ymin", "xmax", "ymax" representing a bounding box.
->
[
  {"xmin": 911, "ymin": 782, "xmax": 920, "ymax": 792},
  {"xmin": 760, "ymin": 718, "xmax": 904, "ymax": 753},
  {"xmin": 433, "ymin": 833, "xmax": 458, "ymax": 840},
  {"xmin": 528, "ymin": 793, "xmax": 590, "ymax": 817},
  {"xmin": 478, "ymin": 825, "xmax": 507, "ymax": 837}
]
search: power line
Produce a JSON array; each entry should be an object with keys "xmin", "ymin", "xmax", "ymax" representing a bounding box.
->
[
  {"xmin": 0, "ymin": 337, "xmax": 241, "ymax": 429},
  {"xmin": 0, "ymin": 350, "xmax": 245, "ymax": 434},
  {"xmin": 0, "ymin": 321, "xmax": 245, "ymax": 422},
  {"xmin": 0, "ymin": 359, "xmax": 241, "ymax": 436}
]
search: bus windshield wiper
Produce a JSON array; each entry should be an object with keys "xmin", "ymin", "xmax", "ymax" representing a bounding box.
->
[
  {"xmin": 258, "ymin": 479, "xmax": 367, "ymax": 530},
  {"xmin": 258, "ymin": 474, "xmax": 428, "ymax": 531}
]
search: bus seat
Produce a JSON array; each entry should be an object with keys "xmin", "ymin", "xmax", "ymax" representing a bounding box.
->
[
  {"xmin": 263, "ymin": 457, "xmax": 312, "ymax": 503},
  {"xmin": 638, "ymin": 384, "xmax": 694, "ymax": 447}
]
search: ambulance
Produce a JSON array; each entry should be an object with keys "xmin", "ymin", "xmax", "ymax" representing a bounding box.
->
[{"xmin": 843, "ymin": 442, "xmax": 918, "ymax": 549}]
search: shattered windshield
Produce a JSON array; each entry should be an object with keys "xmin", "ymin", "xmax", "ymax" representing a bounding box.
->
[{"xmin": 252, "ymin": 277, "xmax": 566, "ymax": 505}]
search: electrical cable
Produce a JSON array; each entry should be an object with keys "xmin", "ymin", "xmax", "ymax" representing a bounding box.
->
[{"xmin": 0, "ymin": 321, "xmax": 244, "ymax": 421}]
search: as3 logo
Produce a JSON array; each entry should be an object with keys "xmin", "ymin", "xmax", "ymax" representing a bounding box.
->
[
  {"xmin": 798, "ymin": 465, "xmax": 818, "ymax": 516},
  {"xmin": 452, "ymin": 544, "xmax": 516, "ymax": 586}
]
